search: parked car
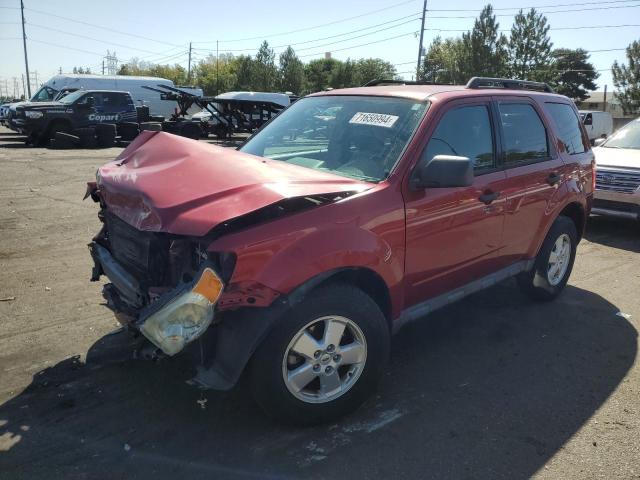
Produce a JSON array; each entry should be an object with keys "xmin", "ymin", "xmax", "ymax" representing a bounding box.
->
[
  {"xmin": 3, "ymin": 74, "xmax": 203, "ymax": 129},
  {"xmin": 579, "ymin": 110, "xmax": 613, "ymax": 144},
  {"xmin": 86, "ymin": 77, "xmax": 594, "ymax": 425},
  {"xmin": 0, "ymin": 86, "xmax": 77, "ymax": 126},
  {"xmin": 13, "ymin": 89, "xmax": 138, "ymax": 144},
  {"xmin": 592, "ymin": 117, "xmax": 640, "ymax": 220}
]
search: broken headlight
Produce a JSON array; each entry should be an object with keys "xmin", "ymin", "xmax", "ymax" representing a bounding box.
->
[{"xmin": 140, "ymin": 267, "xmax": 223, "ymax": 356}]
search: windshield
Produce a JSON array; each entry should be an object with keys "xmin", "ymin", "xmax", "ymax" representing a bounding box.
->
[
  {"xmin": 602, "ymin": 119, "xmax": 640, "ymax": 150},
  {"xmin": 31, "ymin": 86, "xmax": 59, "ymax": 102},
  {"xmin": 240, "ymin": 95, "xmax": 428, "ymax": 182},
  {"xmin": 59, "ymin": 90, "xmax": 87, "ymax": 104}
]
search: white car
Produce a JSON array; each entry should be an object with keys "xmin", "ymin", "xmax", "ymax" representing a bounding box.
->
[{"xmin": 592, "ymin": 118, "xmax": 640, "ymax": 220}]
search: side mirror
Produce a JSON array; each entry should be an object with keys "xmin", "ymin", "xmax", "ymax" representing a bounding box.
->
[
  {"xmin": 411, "ymin": 155, "xmax": 474, "ymax": 190},
  {"xmin": 593, "ymin": 137, "xmax": 606, "ymax": 147}
]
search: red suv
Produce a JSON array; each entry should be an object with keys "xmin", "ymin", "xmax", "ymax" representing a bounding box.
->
[{"xmin": 87, "ymin": 77, "xmax": 594, "ymax": 425}]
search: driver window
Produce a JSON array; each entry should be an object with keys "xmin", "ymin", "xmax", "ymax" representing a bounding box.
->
[{"xmin": 424, "ymin": 105, "xmax": 495, "ymax": 172}]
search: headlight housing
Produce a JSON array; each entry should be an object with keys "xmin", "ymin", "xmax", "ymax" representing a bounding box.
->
[
  {"xmin": 140, "ymin": 268, "xmax": 224, "ymax": 356},
  {"xmin": 25, "ymin": 110, "xmax": 43, "ymax": 119}
]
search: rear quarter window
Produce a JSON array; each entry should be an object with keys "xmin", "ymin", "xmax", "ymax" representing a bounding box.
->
[{"xmin": 545, "ymin": 103, "xmax": 588, "ymax": 154}]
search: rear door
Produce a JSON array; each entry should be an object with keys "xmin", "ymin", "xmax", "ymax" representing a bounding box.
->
[
  {"xmin": 403, "ymin": 98, "xmax": 512, "ymax": 306},
  {"xmin": 493, "ymin": 97, "xmax": 566, "ymax": 263}
]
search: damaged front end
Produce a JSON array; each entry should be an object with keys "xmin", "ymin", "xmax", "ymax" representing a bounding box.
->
[{"xmin": 89, "ymin": 202, "xmax": 230, "ymax": 357}]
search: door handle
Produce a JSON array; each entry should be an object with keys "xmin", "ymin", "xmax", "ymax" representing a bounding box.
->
[
  {"xmin": 478, "ymin": 190, "xmax": 500, "ymax": 205},
  {"xmin": 547, "ymin": 172, "xmax": 562, "ymax": 185}
]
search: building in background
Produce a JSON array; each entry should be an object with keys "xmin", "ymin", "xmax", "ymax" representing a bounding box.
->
[{"xmin": 577, "ymin": 91, "xmax": 636, "ymax": 130}]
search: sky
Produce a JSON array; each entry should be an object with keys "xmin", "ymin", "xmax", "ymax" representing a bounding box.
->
[{"xmin": 0, "ymin": 0, "xmax": 638, "ymax": 98}]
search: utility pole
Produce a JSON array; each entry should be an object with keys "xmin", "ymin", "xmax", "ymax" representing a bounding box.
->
[
  {"xmin": 20, "ymin": 0, "xmax": 31, "ymax": 98},
  {"xmin": 21, "ymin": 74, "xmax": 25, "ymax": 99},
  {"xmin": 416, "ymin": 0, "xmax": 428, "ymax": 79},
  {"xmin": 187, "ymin": 42, "xmax": 192, "ymax": 84},
  {"xmin": 102, "ymin": 60, "xmax": 105, "ymax": 75},
  {"xmin": 603, "ymin": 84, "xmax": 608, "ymax": 112},
  {"xmin": 59, "ymin": 67, "xmax": 62, "ymax": 74},
  {"xmin": 216, "ymin": 40, "xmax": 219, "ymax": 95}
]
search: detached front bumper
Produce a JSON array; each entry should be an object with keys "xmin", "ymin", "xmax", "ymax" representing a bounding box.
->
[{"xmin": 90, "ymin": 242, "xmax": 224, "ymax": 356}]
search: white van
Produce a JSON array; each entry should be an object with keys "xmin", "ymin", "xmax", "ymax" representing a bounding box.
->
[
  {"xmin": 10, "ymin": 74, "xmax": 203, "ymax": 119},
  {"xmin": 579, "ymin": 110, "xmax": 613, "ymax": 144}
]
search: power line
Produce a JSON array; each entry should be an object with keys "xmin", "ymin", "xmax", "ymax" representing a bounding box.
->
[
  {"xmin": 24, "ymin": 6, "xmax": 184, "ymax": 47},
  {"xmin": 426, "ymin": 3, "xmax": 640, "ymax": 19},
  {"xmin": 426, "ymin": 23, "xmax": 640, "ymax": 32},
  {"xmin": 26, "ymin": 22, "xmax": 179, "ymax": 56},
  {"xmin": 195, "ymin": 16, "xmax": 421, "ymax": 54},
  {"xmin": 298, "ymin": 30, "xmax": 418, "ymax": 58},
  {"xmin": 193, "ymin": 12, "xmax": 421, "ymax": 49},
  {"xmin": 427, "ymin": 0, "xmax": 638, "ymax": 11},
  {"xmin": 216, "ymin": 0, "xmax": 420, "ymax": 43}
]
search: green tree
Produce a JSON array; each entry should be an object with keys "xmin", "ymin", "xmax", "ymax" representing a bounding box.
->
[
  {"xmin": 194, "ymin": 53, "xmax": 236, "ymax": 95},
  {"xmin": 612, "ymin": 40, "xmax": 640, "ymax": 115},
  {"xmin": 278, "ymin": 46, "xmax": 304, "ymax": 94},
  {"xmin": 254, "ymin": 41, "xmax": 278, "ymax": 91},
  {"xmin": 304, "ymin": 58, "xmax": 341, "ymax": 93},
  {"xmin": 462, "ymin": 4, "xmax": 508, "ymax": 78},
  {"xmin": 353, "ymin": 58, "xmax": 396, "ymax": 85},
  {"xmin": 231, "ymin": 55, "xmax": 255, "ymax": 90},
  {"xmin": 508, "ymin": 8, "xmax": 553, "ymax": 81},
  {"xmin": 331, "ymin": 59, "xmax": 357, "ymax": 89},
  {"xmin": 548, "ymin": 48, "xmax": 598, "ymax": 101},
  {"xmin": 420, "ymin": 37, "xmax": 468, "ymax": 84}
]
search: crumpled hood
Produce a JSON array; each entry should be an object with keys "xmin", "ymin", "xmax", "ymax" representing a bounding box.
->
[
  {"xmin": 97, "ymin": 131, "xmax": 371, "ymax": 236},
  {"xmin": 594, "ymin": 146, "xmax": 640, "ymax": 170}
]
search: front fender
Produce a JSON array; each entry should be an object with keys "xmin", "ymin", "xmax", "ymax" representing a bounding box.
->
[{"xmin": 208, "ymin": 187, "xmax": 406, "ymax": 317}]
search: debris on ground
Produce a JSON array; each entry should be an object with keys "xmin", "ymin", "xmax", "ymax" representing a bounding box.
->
[
  {"xmin": 0, "ymin": 296, "xmax": 16, "ymax": 302},
  {"xmin": 616, "ymin": 311, "xmax": 632, "ymax": 320}
]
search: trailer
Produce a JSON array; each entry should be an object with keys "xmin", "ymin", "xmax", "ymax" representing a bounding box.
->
[{"xmin": 141, "ymin": 85, "xmax": 292, "ymax": 139}]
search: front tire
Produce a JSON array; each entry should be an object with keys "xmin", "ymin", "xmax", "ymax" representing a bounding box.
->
[
  {"xmin": 517, "ymin": 215, "xmax": 578, "ymax": 301},
  {"xmin": 249, "ymin": 283, "xmax": 389, "ymax": 426}
]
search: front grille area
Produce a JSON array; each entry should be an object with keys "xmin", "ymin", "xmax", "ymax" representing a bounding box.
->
[
  {"xmin": 104, "ymin": 211, "xmax": 170, "ymax": 287},
  {"xmin": 596, "ymin": 168, "xmax": 640, "ymax": 194}
]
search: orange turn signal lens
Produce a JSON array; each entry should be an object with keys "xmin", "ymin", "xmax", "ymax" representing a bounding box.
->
[{"xmin": 192, "ymin": 268, "xmax": 224, "ymax": 303}]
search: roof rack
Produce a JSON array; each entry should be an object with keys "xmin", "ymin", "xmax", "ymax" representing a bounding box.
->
[
  {"xmin": 466, "ymin": 77, "xmax": 554, "ymax": 93},
  {"xmin": 364, "ymin": 79, "xmax": 449, "ymax": 87}
]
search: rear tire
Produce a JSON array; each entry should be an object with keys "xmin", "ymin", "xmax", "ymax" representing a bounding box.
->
[
  {"xmin": 95, "ymin": 123, "xmax": 117, "ymax": 148},
  {"xmin": 117, "ymin": 122, "xmax": 140, "ymax": 141},
  {"xmin": 249, "ymin": 283, "xmax": 389, "ymax": 426},
  {"xmin": 517, "ymin": 216, "xmax": 577, "ymax": 301},
  {"xmin": 53, "ymin": 131, "xmax": 79, "ymax": 149}
]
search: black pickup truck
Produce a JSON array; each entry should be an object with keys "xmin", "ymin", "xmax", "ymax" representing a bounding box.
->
[{"xmin": 12, "ymin": 90, "xmax": 138, "ymax": 146}]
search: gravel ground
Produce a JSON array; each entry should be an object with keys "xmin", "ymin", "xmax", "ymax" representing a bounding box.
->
[{"xmin": 0, "ymin": 126, "xmax": 638, "ymax": 479}]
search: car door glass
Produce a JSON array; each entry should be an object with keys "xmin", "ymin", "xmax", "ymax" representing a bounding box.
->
[
  {"xmin": 545, "ymin": 103, "xmax": 587, "ymax": 154},
  {"xmin": 424, "ymin": 105, "xmax": 495, "ymax": 172},
  {"xmin": 498, "ymin": 103, "xmax": 549, "ymax": 165}
]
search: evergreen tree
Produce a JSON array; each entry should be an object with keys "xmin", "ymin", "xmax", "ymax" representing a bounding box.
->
[
  {"xmin": 278, "ymin": 46, "xmax": 304, "ymax": 94},
  {"xmin": 612, "ymin": 40, "xmax": 640, "ymax": 115},
  {"xmin": 548, "ymin": 48, "xmax": 598, "ymax": 101},
  {"xmin": 508, "ymin": 8, "xmax": 553, "ymax": 81},
  {"xmin": 253, "ymin": 41, "xmax": 277, "ymax": 91},
  {"xmin": 232, "ymin": 55, "xmax": 255, "ymax": 90},
  {"xmin": 462, "ymin": 4, "xmax": 508, "ymax": 78}
]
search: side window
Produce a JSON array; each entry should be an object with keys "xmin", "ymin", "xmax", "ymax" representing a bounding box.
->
[
  {"xmin": 424, "ymin": 105, "xmax": 495, "ymax": 171},
  {"xmin": 103, "ymin": 92, "xmax": 128, "ymax": 108},
  {"xmin": 498, "ymin": 103, "xmax": 549, "ymax": 165},
  {"xmin": 545, "ymin": 103, "xmax": 587, "ymax": 154}
]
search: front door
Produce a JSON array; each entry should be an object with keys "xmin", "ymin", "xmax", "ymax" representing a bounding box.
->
[{"xmin": 403, "ymin": 99, "xmax": 511, "ymax": 307}]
